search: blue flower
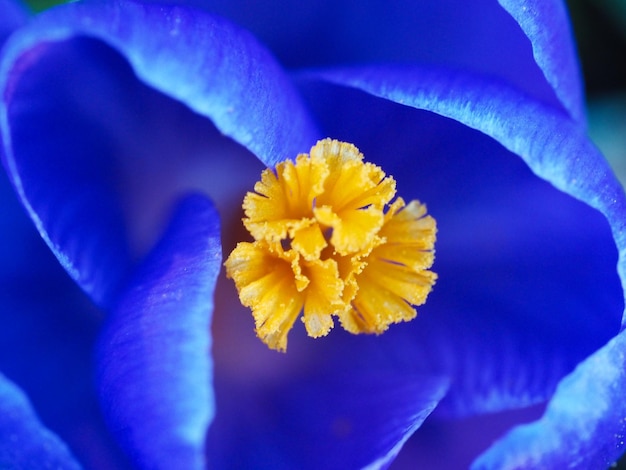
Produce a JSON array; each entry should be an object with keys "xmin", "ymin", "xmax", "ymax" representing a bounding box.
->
[{"xmin": 0, "ymin": 0, "xmax": 625, "ymax": 468}]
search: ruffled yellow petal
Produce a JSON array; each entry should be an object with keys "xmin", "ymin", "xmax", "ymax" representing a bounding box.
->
[
  {"xmin": 380, "ymin": 198, "xmax": 437, "ymax": 248},
  {"xmin": 339, "ymin": 198, "xmax": 437, "ymax": 334},
  {"xmin": 334, "ymin": 251, "xmax": 368, "ymax": 306},
  {"xmin": 225, "ymin": 138, "xmax": 437, "ymax": 351},
  {"xmin": 312, "ymin": 139, "xmax": 396, "ymax": 254},
  {"xmin": 243, "ymin": 153, "xmax": 329, "ymax": 242},
  {"xmin": 363, "ymin": 257, "xmax": 437, "ymax": 306},
  {"xmin": 291, "ymin": 221, "xmax": 328, "ymax": 261},
  {"xmin": 224, "ymin": 240, "xmax": 348, "ymax": 351},
  {"xmin": 318, "ymin": 157, "xmax": 396, "ymax": 211},
  {"xmin": 314, "ymin": 204, "xmax": 384, "ymax": 255},
  {"xmin": 301, "ymin": 258, "xmax": 345, "ymax": 338},
  {"xmin": 339, "ymin": 273, "xmax": 418, "ymax": 334},
  {"xmin": 225, "ymin": 241, "xmax": 304, "ymax": 351}
]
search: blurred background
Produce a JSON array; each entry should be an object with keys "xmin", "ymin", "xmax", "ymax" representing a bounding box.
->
[{"xmin": 567, "ymin": 0, "xmax": 626, "ymax": 187}]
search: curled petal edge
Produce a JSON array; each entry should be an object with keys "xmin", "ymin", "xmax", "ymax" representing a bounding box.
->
[
  {"xmin": 305, "ymin": 65, "xmax": 626, "ymax": 319},
  {"xmin": 498, "ymin": 0, "xmax": 586, "ymax": 125},
  {"xmin": 0, "ymin": 372, "xmax": 82, "ymax": 469},
  {"xmin": 472, "ymin": 328, "xmax": 626, "ymax": 469},
  {"xmin": 97, "ymin": 193, "xmax": 220, "ymax": 469},
  {"xmin": 305, "ymin": 65, "xmax": 626, "ymax": 468},
  {"xmin": 0, "ymin": 0, "xmax": 320, "ymax": 306}
]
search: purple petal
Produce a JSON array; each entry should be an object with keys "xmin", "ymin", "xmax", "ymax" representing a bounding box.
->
[
  {"xmin": 397, "ymin": 405, "xmax": 545, "ymax": 468},
  {"xmin": 281, "ymin": 373, "xmax": 448, "ymax": 470},
  {"xmin": 207, "ymin": 366, "xmax": 448, "ymax": 469},
  {"xmin": 0, "ymin": 372, "xmax": 81, "ymax": 469},
  {"xmin": 498, "ymin": 0, "xmax": 586, "ymax": 125},
  {"xmin": 472, "ymin": 328, "xmax": 626, "ymax": 469},
  {"xmin": 97, "ymin": 193, "xmax": 220, "ymax": 469}
]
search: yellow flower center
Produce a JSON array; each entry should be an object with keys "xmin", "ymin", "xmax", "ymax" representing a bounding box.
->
[{"xmin": 224, "ymin": 139, "xmax": 437, "ymax": 352}]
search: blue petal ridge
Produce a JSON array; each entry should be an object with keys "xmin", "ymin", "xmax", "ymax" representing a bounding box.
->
[
  {"xmin": 472, "ymin": 329, "xmax": 626, "ymax": 469},
  {"xmin": 97, "ymin": 193, "xmax": 220, "ymax": 469},
  {"xmin": 0, "ymin": 0, "xmax": 320, "ymax": 307},
  {"xmin": 498, "ymin": 0, "xmax": 586, "ymax": 125},
  {"xmin": 0, "ymin": 372, "xmax": 82, "ymax": 469},
  {"xmin": 307, "ymin": 65, "xmax": 626, "ymax": 323},
  {"xmin": 1, "ymin": 0, "xmax": 319, "ymax": 165}
]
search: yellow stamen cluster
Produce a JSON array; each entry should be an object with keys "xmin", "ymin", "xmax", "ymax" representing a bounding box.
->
[{"xmin": 224, "ymin": 139, "xmax": 437, "ymax": 351}]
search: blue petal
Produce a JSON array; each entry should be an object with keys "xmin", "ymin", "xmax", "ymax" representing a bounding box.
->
[
  {"xmin": 204, "ymin": 0, "xmax": 561, "ymax": 110},
  {"xmin": 278, "ymin": 373, "xmax": 448, "ymax": 470},
  {"xmin": 207, "ymin": 366, "xmax": 448, "ymax": 469},
  {"xmin": 397, "ymin": 405, "xmax": 545, "ymax": 468},
  {"xmin": 2, "ymin": 0, "xmax": 317, "ymax": 165},
  {"xmin": 0, "ymin": 1, "xmax": 318, "ymax": 307},
  {"xmin": 97, "ymin": 194, "xmax": 220, "ymax": 469},
  {"xmin": 0, "ymin": 372, "xmax": 81, "ymax": 469},
  {"xmin": 0, "ymin": 172, "xmax": 131, "ymax": 469},
  {"xmin": 1, "ymin": 38, "xmax": 133, "ymax": 308},
  {"xmin": 298, "ymin": 65, "xmax": 626, "ymax": 466},
  {"xmin": 295, "ymin": 68, "xmax": 623, "ymax": 416},
  {"xmin": 498, "ymin": 0, "xmax": 586, "ymax": 125},
  {"xmin": 472, "ymin": 329, "xmax": 626, "ymax": 469},
  {"xmin": 304, "ymin": 66, "xmax": 626, "ymax": 296},
  {"xmin": 0, "ymin": 158, "xmax": 52, "ymax": 280}
]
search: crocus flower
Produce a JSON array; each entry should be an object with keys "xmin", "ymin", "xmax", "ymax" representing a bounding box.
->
[{"xmin": 1, "ymin": 0, "xmax": 625, "ymax": 468}]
